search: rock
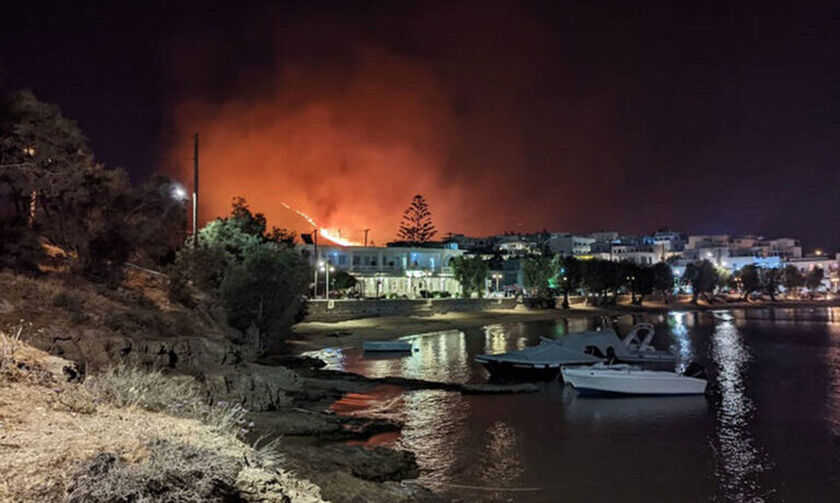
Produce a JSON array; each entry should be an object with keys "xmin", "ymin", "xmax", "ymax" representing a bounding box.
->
[
  {"xmin": 251, "ymin": 410, "xmax": 342, "ymax": 437},
  {"xmin": 236, "ymin": 466, "xmax": 326, "ymax": 503},
  {"xmin": 202, "ymin": 363, "xmax": 303, "ymax": 412}
]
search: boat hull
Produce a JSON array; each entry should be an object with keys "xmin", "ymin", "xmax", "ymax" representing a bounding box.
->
[
  {"xmin": 478, "ymin": 359, "xmax": 564, "ymax": 382},
  {"xmin": 362, "ymin": 341, "xmax": 413, "ymax": 352},
  {"xmin": 562, "ymin": 367, "xmax": 707, "ymax": 395}
]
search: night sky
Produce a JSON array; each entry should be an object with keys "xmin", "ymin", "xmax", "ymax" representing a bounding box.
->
[{"xmin": 2, "ymin": 1, "xmax": 839, "ymax": 250}]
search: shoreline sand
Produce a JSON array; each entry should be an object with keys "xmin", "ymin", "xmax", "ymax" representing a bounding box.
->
[{"xmin": 289, "ymin": 298, "xmax": 840, "ymax": 353}]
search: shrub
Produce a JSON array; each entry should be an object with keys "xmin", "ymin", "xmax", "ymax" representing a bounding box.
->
[
  {"xmin": 83, "ymin": 366, "xmax": 251, "ymax": 437},
  {"xmin": 67, "ymin": 440, "xmax": 242, "ymax": 503}
]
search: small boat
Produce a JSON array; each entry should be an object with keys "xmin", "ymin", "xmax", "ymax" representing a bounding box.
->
[
  {"xmin": 362, "ymin": 340, "xmax": 414, "ymax": 352},
  {"xmin": 617, "ymin": 323, "xmax": 675, "ymax": 364},
  {"xmin": 475, "ymin": 340, "xmax": 603, "ymax": 381},
  {"xmin": 476, "ymin": 323, "xmax": 675, "ymax": 382},
  {"xmin": 561, "ymin": 362, "xmax": 708, "ymax": 396}
]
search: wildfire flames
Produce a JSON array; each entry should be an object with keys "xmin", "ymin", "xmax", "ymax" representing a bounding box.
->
[{"xmin": 280, "ymin": 203, "xmax": 356, "ymax": 247}]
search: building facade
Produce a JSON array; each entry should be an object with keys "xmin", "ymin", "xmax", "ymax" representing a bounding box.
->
[{"xmin": 298, "ymin": 244, "xmax": 465, "ymax": 299}]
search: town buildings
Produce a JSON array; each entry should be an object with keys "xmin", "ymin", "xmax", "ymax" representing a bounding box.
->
[{"xmin": 300, "ymin": 229, "xmax": 836, "ymax": 299}]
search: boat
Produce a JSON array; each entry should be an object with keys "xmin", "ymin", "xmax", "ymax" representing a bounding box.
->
[
  {"xmin": 475, "ymin": 323, "xmax": 676, "ymax": 382},
  {"xmin": 362, "ymin": 340, "xmax": 414, "ymax": 352},
  {"xmin": 561, "ymin": 362, "xmax": 707, "ymax": 396},
  {"xmin": 616, "ymin": 322, "xmax": 675, "ymax": 364},
  {"xmin": 474, "ymin": 340, "xmax": 603, "ymax": 381}
]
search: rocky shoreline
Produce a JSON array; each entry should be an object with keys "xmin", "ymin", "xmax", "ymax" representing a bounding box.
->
[{"xmin": 5, "ymin": 270, "xmax": 840, "ymax": 502}]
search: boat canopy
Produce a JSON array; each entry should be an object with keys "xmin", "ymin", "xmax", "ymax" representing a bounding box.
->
[{"xmin": 476, "ymin": 339, "xmax": 603, "ymax": 366}]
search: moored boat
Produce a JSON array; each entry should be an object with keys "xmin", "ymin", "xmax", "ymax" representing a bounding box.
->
[
  {"xmin": 362, "ymin": 340, "xmax": 414, "ymax": 352},
  {"xmin": 476, "ymin": 323, "xmax": 676, "ymax": 382},
  {"xmin": 561, "ymin": 363, "xmax": 707, "ymax": 396},
  {"xmin": 475, "ymin": 341, "xmax": 602, "ymax": 381}
]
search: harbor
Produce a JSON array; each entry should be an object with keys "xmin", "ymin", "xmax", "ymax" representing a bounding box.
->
[{"xmin": 307, "ymin": 308, "xmax": 840, "ymax": 501}]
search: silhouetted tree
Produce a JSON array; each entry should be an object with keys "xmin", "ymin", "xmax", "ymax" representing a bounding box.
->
[
  {"xmin": 557, "ymin": 256, "xmax": 581, "ymax": 309},
  {"xmin": 451, "ymin": 255, "xmax": 488, "ymax": 298},
  {"xmin": 522, "ymin": 256, "xmax": 554, "ymax": 298},
  {"xmin": 735, "ymin": 264, "xmax": 761, "ymax": 301},
  {"xmin": 805, "ymin": 267, "xmax": 824, "ymax": 291},
  {"xmin": 398, "ymin": 194, "xmax": 436, "ymax": 244},
  {"xmin": 651, "ymin": 262, "xmax": 674, "ymax": 304},
  {"xmin": 760, "ymin": 267, "xmax": 782, "ymax": 301},
  {"xmin": 331, "ymin": 270, "xmax": 358, "ymax": 296},
  {"xmin": 781, "ymin": 265, "xmax": 805, "ymax": 296},
  {"xmin": 682, "ymin": 260, "xmax": 719, "ymax": 303}
]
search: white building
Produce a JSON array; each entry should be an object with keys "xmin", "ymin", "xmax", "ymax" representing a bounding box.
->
[
  {"xmin": 545, "ymin": 233, "xmax": 595, "ymax": 256},
  {"xmin": 298, "ymin": 244, "xmax": 465, "ymax": 299}
]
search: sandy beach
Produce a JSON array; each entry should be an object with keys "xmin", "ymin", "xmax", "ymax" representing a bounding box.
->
[{"xmin": 288, "ymin": 297, "xmax": 840, "ymax": 353}]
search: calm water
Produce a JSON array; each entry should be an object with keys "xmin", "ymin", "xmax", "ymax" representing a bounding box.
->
[{"xmin": 307, "ymin": 309, "xmax": 840, "ymax": 502}]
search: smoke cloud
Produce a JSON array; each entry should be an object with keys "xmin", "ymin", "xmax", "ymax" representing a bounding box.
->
[{"xmin": 166, "ymin": 1, "xmax": 613, "ymax": 244}]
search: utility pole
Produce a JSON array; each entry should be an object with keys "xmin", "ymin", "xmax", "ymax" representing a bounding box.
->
[
  {"xmin": 364, "ymin": 228, "xmax": 370, "ymax": 247},
  {"xmin": 313, "ymin": 229, "xmax": 319, "ymax": 298},
  {"xmin": 192, "ymin": 133, "xmax": 199, "ymax": 245}
]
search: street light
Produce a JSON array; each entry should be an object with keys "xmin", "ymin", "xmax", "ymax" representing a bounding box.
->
[
  {"xmin": 320, "ymin": 262, "xmax": 335, "ymax": 299},
  {"xmin": 170, "ymin": 182, "xmax": 188, "ymax": 201},
  {"xmin": 492, "ymin": 273, "xmax": 502, "ymax": 294}
]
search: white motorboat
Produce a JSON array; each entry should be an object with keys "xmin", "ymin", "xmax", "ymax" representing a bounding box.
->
[
  {"xmin": 561, "ymin": 363, "xmax": 708, "ymax": 396},
  {"xmin": 362, "ymin": 340, "xmax": 413, "ymax": 352},
  {"xmin": 475, "ymin": 323, "xmax": 675, "ymax": 381}
]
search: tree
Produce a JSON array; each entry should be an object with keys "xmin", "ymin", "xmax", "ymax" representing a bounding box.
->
[
  {"xmin": 1, "ymin": 90, "xmax": 186, "ymax": 280},
  {"xmin": 397, "ymin": 194, "xmax": 436, "ymax": 244},
  {"xmin": 170, "ymin": 198, "xmax": 311, "ymax": 349},
  {"xmin": 220, "ymin": 243, "xmax": 310, "ymax": 352},
  {"xmin": 451, "ymin": 255, "xmax": 488, "ymax": 298},
  {"xmin": 651, "ymin": 262, "xmax": 675, "ymax": 304},
  {"xmin": 630, "ymin": 265, "xmax": 656, "ymax": 305},
  {"xmin": 556, "ymin": 256, "xmax": 582, "ymax": 309},
  {"xmin": 122, "ymin": 174, "xmax": 188, "ymax": 267},
  {"xmin": 682, "ymin": 260, "xmax": 719, "ymax": 303},
  {"xmin": 805, "ymin": 267, "xmax": 824, "ymax": 291},
  {"xmin": 522, "ymin": 256, "xmax": 554, "ymax": 298},
  {"xmin": 619, "ymin": 261, "xmax": 642, "ymax": 304},
  {"xmin": 760, "ymin": 267, "xmax": 782, "ymax": 301},
  {"xmin": 781, "ymin": 265, "xmax": 805, "ymax": 297},
  {"xmin": 735, "ymin": 265, "xmax": 762, "ymax": 301},
  {"xmin": 331, "ymin": 270, "xmax": 358, "ymax": 296}
]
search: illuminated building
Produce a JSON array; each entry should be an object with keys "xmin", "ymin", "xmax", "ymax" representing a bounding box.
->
[{"xmin": 298, "ymin": 244, "xmax": 465, "ymax": 298}]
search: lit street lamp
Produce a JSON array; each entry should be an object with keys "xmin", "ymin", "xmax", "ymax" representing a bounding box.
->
[
  {"xmin": 492, "ymin": 273, "xmax": 503, "ymax": 295},
  {"xmin": 320, "ymin": 262, "xmax": 335, "ymax": 299}
]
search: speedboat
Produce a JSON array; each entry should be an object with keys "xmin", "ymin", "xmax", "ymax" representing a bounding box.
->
[
  {"xmin": 475, "ymin": 323, "xmax": 675, "ymax": 381},
  {"xmin": 617, "ymin": 323, "xmax": 675, "ymax": 364},
  {"xmin": 474, "ymin": 340, "xmax": 603, "ymax": 381},
  {"xmin": 562, "ymin": 362, "xmax": 707, "ymax": 396},
  {"xmin": 362, "ymin": 341, "xmax": 413, "ymax": 352}
]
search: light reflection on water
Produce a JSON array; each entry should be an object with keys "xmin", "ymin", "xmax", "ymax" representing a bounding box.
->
[
  {"xmin": 302, "ymin": 310, "xmax": 840, "ymax": 501},
  {"xmin": 710, "ymin": 311, "xmax": 772, "ymax": 501}
]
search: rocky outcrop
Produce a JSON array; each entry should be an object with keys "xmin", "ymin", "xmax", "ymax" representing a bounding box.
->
[{"xmin": 201, "ymin": 363, "xmax": 304, "ymax": 411}]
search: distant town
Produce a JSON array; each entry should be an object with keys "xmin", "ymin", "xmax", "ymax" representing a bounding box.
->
[{"xmin": 299, "ymin": 230, "xmax": 835, "ymax": 300}]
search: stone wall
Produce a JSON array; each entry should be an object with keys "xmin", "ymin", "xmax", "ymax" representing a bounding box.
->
[{"xmin": 305, "ymin": 297, "xmax": 520, "ymax": 322}]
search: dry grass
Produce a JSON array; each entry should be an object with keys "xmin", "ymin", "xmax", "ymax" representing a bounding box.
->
[
  {"xmin": 83, "ymin": 365, "xmax": 252, "ymax": 437},
  {"xmin": 0, "ymin": 334, "xmax": 323, "ymax": 503}
]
